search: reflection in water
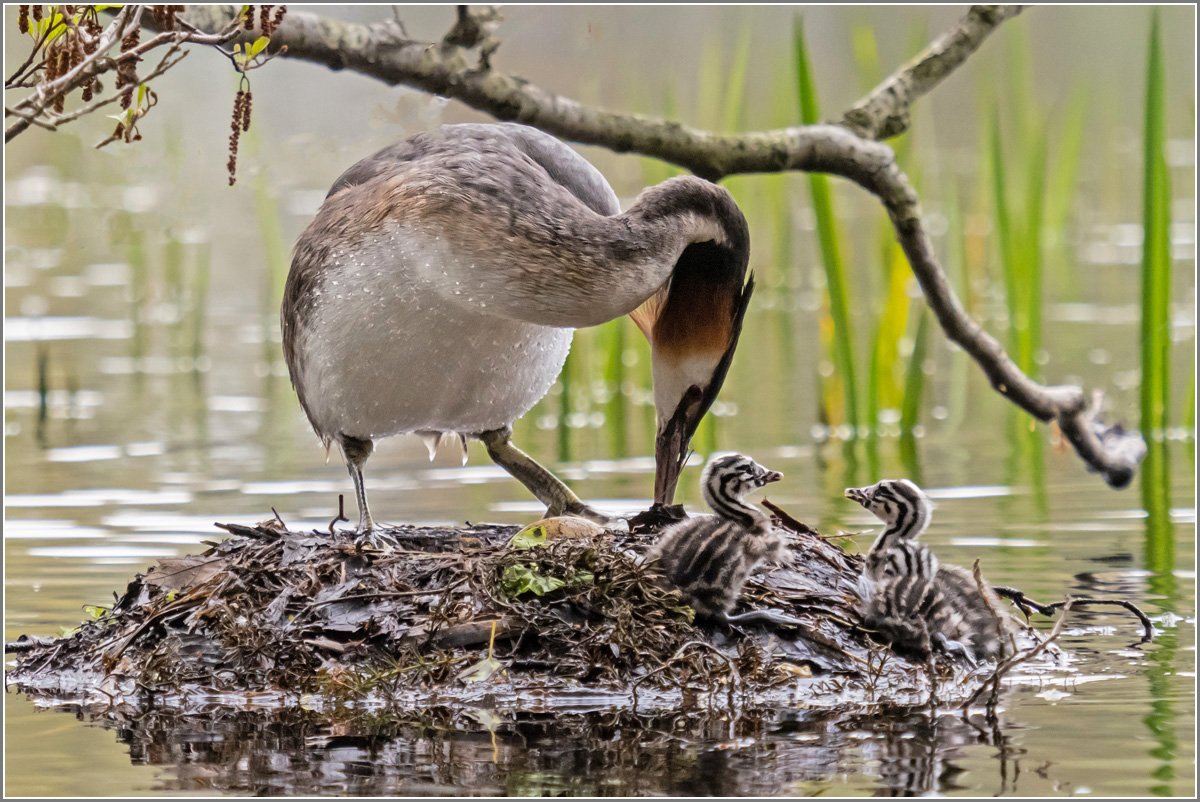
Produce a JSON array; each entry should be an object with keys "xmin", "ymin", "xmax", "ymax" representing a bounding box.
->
[
  {"xmin": 1141, "ymin": 439, "xmax": 1179, "ymax": 797},
  {"xmin": 37, "ymin": 703, "xmax": 1051, "ymax": 797},
  {"xmin": 1003, "ymin": 412, "xmax": 1049, "ymax": 521},
  {"xmin": 1142, "ymin": 440, "xmax": 1177, "ymax": 605},
  {"xmin": 1144, "ymin": 629, "xmax": 1180, "ymax": 798}
]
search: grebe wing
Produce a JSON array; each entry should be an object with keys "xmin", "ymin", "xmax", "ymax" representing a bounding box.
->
[{"xmin": 326, "ymin": 123, "xmax": 619, "ymax": 216}]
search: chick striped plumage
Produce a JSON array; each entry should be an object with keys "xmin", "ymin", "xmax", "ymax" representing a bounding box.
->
[
  {"xmin": 647, "ymin": 454, "xmax": 789, "ymax": 622},
  {"xmin": 847, "ymin": 479, "xmax": 1016, "ymax": 663}
]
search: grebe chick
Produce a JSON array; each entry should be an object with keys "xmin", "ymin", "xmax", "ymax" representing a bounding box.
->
[
  {"xmin": 647, "ymin": 454, "xmax": 800, "ymax": 626},
  {"xmin": 845, "ymin": 479, "xmax": 1016, "ymax": 664}
]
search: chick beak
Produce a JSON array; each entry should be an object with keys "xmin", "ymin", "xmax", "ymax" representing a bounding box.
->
[
  {"xmin": 760, "ymin": 470, "xmax": 784, "ymax": 486},
  {"xmin": 844, "ymin": 487, "xmax": 868, "ymax": 506},
  {"xmin": 653, "ymin": 384, "xmax": 705, "ymax": 505}
]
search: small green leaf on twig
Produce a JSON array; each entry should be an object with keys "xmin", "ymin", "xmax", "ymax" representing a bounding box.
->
[
  {"xmin": 249, "ymin": 36, "xmax": 270, "ymax": 59},
  {"xmin": 107, "ymin": 108, "xmax": 136, "ymax": 127},
  {"xmin": 31, "ymin": 11, "xmax": 66, "ymax": 43}
]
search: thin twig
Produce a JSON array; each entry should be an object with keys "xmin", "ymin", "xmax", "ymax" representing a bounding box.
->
[
  {"xmin": 991, "ymin": 587, "xmax": 1153, "ymax": 641},
  {"xmin": 3, "ymin": 106, "xmax": 57, "ymax": 130},
  {"xmin": 630, "ymin": 639, "xmax": 742, "ymax": 708},
  {"xmin": 760, "ymin": 498, "xmax": 818, "ymax": 536},
  {"xmin": 960, "ymin": 599, "xmax": 1075, "ymax": 710},
  {"xmin": 329, "ymin": 494, "xmax": 349, "ymax": 534},
  {"xmin": 301, "ymin": 581, "xmax": 467, "ymax": 613},
  {"xmin": 5, "ymin": 10, "xmax": 62, "ymax": 88},
  {"xmin": 992, "ymin": 586, "xmax": 1057, "ymax": 617},
  {"xmin": 7, "ymin": 6, "xmax": 241, "ymax": 143},
  {"xmin": 1045, "ymin": 597, "xmax": 1154, "ymax": 642}
]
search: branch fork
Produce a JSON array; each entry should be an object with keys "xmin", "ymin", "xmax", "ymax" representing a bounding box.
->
[{"xmin": 6, "ymin": 4, "xmax": 1148, "ymax": 485}]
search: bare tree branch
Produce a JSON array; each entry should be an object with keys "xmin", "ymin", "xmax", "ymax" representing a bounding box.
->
[
  {"xmin": 83, "ymin": 5, "xmax": 1155, "ymax": 486},
  {"xmin": 840, "ymin": 5, "xmax": 1026, "ymax": 140}
]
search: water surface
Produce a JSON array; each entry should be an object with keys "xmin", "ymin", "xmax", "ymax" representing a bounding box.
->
[{"xmin": 4, "ymin": 5, "xmax": 1196, "ymax": 797}]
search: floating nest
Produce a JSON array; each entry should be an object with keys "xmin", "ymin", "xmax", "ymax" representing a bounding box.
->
[{"xmin": 5, "ymin": 509, "xmax": 1051, "ymax": 715}]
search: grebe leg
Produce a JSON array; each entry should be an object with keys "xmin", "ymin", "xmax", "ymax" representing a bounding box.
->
[
  {"xmin": 721, "ymin": 609, "xmax": 805, "ymax": 627},
  {"xmin": 338, "ymin": 434, "xmax": 402, "ymax": 547},
  {"xmin": 479, "ymin": 426, "xmax": 610, "ymax": 524}
]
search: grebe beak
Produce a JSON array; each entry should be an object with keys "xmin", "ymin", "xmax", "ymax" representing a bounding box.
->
[
  {"xmin": 635, "ymin": 271, "xmax": 755, "ymax": 507},
  {"xmin": 653, "ymin": 384, "xmax": 705, "ymax": 505},
  {"xmin": 844, "ymin": 487, "xmax": 868, "ymax": 505},
  {"xmin": 761, "ymin": 470, "xmax": 784, "ymax": 485}
]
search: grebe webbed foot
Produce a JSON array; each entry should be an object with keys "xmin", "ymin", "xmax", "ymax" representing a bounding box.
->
[
  {"xmin": 354, "ymin": 524, "xmax": 402, "ymax": 550},
  {"xmin": 933, "ymin": 631, "xmax": 977, "ymax": 667},
  {"xmin": 480, "ymin": 426, "xmax": 613, "ymax": 525}
]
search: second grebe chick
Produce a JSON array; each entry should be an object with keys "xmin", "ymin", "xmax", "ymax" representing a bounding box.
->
[
  {"xmin": 647, "ymin": 454, "xmax": 800, "ymax": 626},
  {"xmin": 845, "ymin": 479, "xmax": 1016, "ymax": 664}
]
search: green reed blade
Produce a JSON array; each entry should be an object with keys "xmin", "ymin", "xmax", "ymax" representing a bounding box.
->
[
  {"xmin": 603, "ymin": 319, "xmax": 629, "ymax": 457},
  {"xmin": 558, "ymin": 349, "xmax": 574, "ymax": 463},
  {"xmin": 942, "ymin": 168, "xmax": 970, "ymax": 427},
  {"xmin": 1141, "ymin": 441, "xmax": 1176, "ymax": 597},
  {"xmin": 192, "ymin": 240, "xmax": 211, "ymax": 365},
  {"xmin": 989, "ymin": 110, "xmax": 1021, "ymax": 364},
  {"xmin": 1023, "ymin": 122, "xmax": 1048, "ymax": 378},
  {"xmin": 722, "ymin": 24, "xmax": 753, "ymax": 133},
  {"xmin": 697, "ymin": 32, "xmax": 724, "ymax": 131},
  {"xmin": 35, "ymin": 343, "xmax": 49, "ymax": 442},
  {"xmin": 1045, "ymin": 87, "xmax": 1089, "ymax": 301},
  {"xmin": 164, "ymin": 235, "xmax": 184, "ymax": 306},
  {"xmin": 900, "ymin": 308, "xmax": 929, "ymax": 433},
  {"xmin": 1183, "ymin": 362, "xmax": 1195, "ymax": 437},
  {"xmin": 850, "ymin": 23, "xmax": 882, "ymax": 94},
  {"xmin": 874, "ymin": 244, "xmax": 914, "ymax": 413},
  {"xmin": 866, "ymin": 330, "xmax": 881, "ymax": 439},
  {"xmin": 1140, "ymin": 10, "xmax": 1172, "ymax": 435},
  {"xmin": 795, "ymin": 15, "xmax": 859, "ymax": 434},
  {"xmin": 1045, "ymin": 87, "xmax": 1089, "ymax": 234},
  {"xmin": 252, "ymin": 170, "xmax": 289, "ymax": 364}
]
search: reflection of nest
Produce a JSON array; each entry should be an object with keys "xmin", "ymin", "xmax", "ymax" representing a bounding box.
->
[
  {"xmin": 59, "ymin": 702, "xmax": 1048, "ymax": 796},
  {"xmin": 5, "ymin": 515, "xmax": 1084, "ymax": 713}
]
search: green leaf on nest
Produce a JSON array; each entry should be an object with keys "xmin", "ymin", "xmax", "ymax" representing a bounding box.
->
[
  {"xmin": 500, "ymin": 564, "xmax": 566, "ymax": 597},
  {"xmin": 510, "ymin": 524, "xmax": 547, "ymax": 550}
]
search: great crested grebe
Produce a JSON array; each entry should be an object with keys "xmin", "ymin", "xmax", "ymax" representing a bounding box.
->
[
  {"xmin": 845, "ymin": 479, "xmax": 1016, "ymax": 664},
  {"xmin": 647, "ymin": 454, "xmax": 801, "ymax": 626},
  {"xmin": 282, "ymin": 123, "xmax": 752, "ymax": 538}
]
